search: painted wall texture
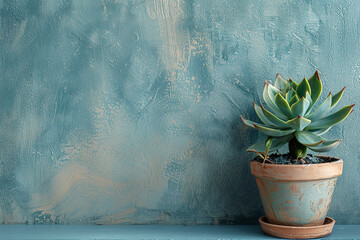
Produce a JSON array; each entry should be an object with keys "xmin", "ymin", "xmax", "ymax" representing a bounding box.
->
[{"xmin": 0, "ymin": 0, "xmax": 359, "ymax": 225}]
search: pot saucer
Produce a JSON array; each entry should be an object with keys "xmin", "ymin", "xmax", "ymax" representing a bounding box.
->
[{"xmin": 259, "ymin": 216, "xmax": 335, "ymax": 239}]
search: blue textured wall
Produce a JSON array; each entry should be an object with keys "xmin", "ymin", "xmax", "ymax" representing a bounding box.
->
[{"xmin": 0, "ymin": 0, "xmax": 359, "ymax": 224}]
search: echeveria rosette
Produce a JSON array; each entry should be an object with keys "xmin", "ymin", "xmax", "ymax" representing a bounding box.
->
[{"xmin": 241, "ymin": 70, "xmax": 354, "ymax": 158}]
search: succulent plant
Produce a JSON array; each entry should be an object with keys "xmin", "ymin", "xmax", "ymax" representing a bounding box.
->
[{"xmin": 241, "ymin": 70, "xmax": 354, "ymax": 159}]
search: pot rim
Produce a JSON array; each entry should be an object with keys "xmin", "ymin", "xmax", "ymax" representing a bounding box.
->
[{"xmin": 250, "ymin": 157, "xmax": 343, "ymax": 181}]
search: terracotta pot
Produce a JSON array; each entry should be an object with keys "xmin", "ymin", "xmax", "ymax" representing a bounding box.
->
[
  {"xmin": 259, "ymin": 216, "xmax": 335, "ymax": 239},
  {"xmin": 250, "ymin": 158, "xmax": 343, "ymax": 226}
]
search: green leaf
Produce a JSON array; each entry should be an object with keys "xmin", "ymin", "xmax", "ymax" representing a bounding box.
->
[
  {"xmin": 265, "ymin": 136, "xmax": 273, "ymax": 149},
  {"xmin": 261, "ymin": 106, "xmax": 289, "ymax": 128},
  {"xmin": 263, "ymin": 82, "xmax": 288, "ymax": 119},
  {"xmin": 240, "ymin": 116, "xmax": 260, "ymax": 129},
  {"xmin": 268, "ymin": 83, "xmax": 279, "ymax": 101},
  {"xmin": 274, "ymin": 73, "xmax": 287, "ymax": 90},
  {"xmin": 253, "ymin": 124, "xmax": 295, "ymax": 137},
  {"xmin": 286, "ymin": 115, "xmax": 312, "ymax": 131},
  {"xmin": 247, "ymin": 142, "xmax": 268, "ymax": 153},
  {"xmin": 305, "ymin": 90, "xmax": 312, "ymax": 108},
  {"xmin": 286, "ymin": 88, "xmax": 297, "ymax": 102},
  {"xmin": 284, "ymin": 79, "xmax": 298, "ymax": 93},
  {"xmin": 296, "ymin": 77, "xmax": 311, "ymax": 98},
  {"xmin": 304, "ymin": 90, "xmax": 314, "ymax": 114},
  {"xmin": 291, "ymin": 97, "xmax": 310, "ymax": 117},
  {"xmin": 288, "ymin": 94, "xmax": 299, "ymax": 106},
  {"xmin": 307, "ymin": 70, "xmax": 322, "ymax": 106},
  {"xmin": 275, "ymin": 92, "xmax": 293, "ymax": 118},
  {"xmin": 306, "ymin": 104, "xmax": 354, "ymax": 130},
  {"xmin": 330, "ymin": 87, "xmax": 346, "ymax": 110},
  {"xmin": 253, "ymin": 102, "xmax": 275, "ymax": 126},
  {"xmin": 309, "ymin": 127, "xmax": 331, "ymax": 136},
  {"xmin": 306, "ymin": 93, "xmax": 332, "ymax": 120},
  {"xmin": 289, "ymin": 137, "xmax": 307, "ymax": 158},
  {"xmin": 247, "ymin": 134, "xmax": 293, "ymax": 152},
  {"xmin": 271, "ymin": 134, "xmax": 294, "ymax": 150},
  {"xmin": 309, "ymin": 140, "xmax": 342, "ymax": 152},
  {"xmin": 295, "ymin": 131, "xmax": 324, "ymax": 147}
]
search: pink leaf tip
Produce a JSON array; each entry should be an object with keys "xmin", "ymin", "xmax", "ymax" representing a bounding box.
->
[{"xmin": 315, "ymin": 70, "xmax": 320, "ymax": 79}]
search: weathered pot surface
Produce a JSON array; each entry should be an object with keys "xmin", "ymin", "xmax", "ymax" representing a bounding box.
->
[{"xmin": 251, "ymin": 157, "xmax": 343, "ymax": 226}]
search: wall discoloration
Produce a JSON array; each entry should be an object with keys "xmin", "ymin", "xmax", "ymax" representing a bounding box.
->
[{"xmin": 0, "ymin": 0, "xmax": 359, "ymax": 224}]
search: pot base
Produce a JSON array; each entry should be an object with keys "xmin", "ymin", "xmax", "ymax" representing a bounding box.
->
[{"xmin": 259, "ymin": 216, "xmax": 335, "ymax": 239}]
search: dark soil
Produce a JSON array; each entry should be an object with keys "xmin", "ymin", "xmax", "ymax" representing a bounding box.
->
[{"xmin": 254, "ymin": 153, "xmax": 338, "ymax": 165}]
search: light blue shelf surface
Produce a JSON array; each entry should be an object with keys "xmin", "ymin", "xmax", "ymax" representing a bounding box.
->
[{"xmin": 0, "ymin": 225, "xmax": 358, "ymax": 240}]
